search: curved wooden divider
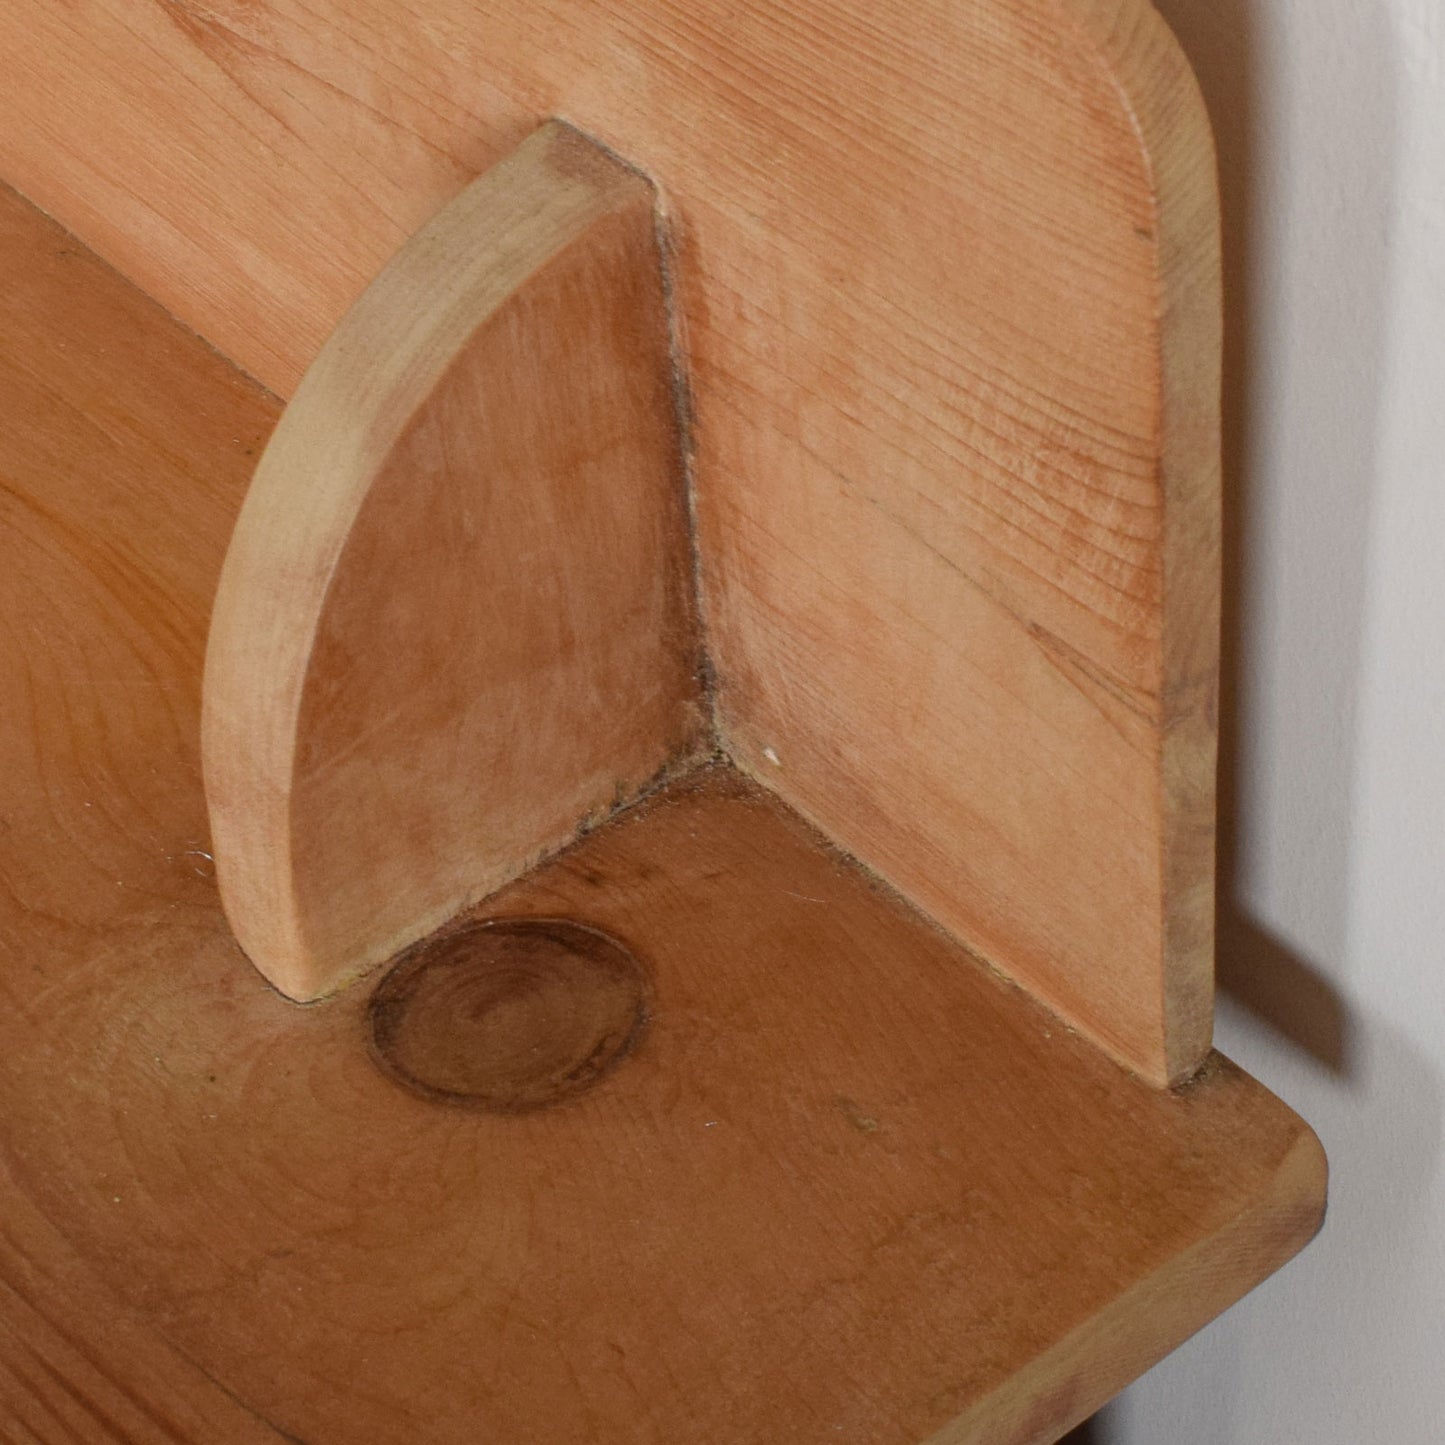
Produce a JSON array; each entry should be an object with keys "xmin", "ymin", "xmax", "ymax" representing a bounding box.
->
[{"xmin": 203, "ymin": 122, "xmax": 704, "ymax": 1000}]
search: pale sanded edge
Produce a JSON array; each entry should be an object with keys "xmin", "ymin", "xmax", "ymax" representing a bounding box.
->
[{"xmin": 1058, "ymin": 0, "xmax": 1223, "ymax": 1083}]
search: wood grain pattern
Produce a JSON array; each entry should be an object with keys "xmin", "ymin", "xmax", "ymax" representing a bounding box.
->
[
  {"xmin": 0, "ymin": 182, "xmax": 1319, "ymax": 1445},
  {"xmin": 0, "ymin": 184, "xmax": 290, "ymax": 1445},
  {"xmin": 0, "ymin": 0, "xmax": 1219, "ymax": 1082},
  {"xmin": 203, "ymin": 122, "xmax": 703, "ymax": 1000},
  {"xmin": 0, "ymin": 1153, "xmax": 293, "ymax": 1445}
]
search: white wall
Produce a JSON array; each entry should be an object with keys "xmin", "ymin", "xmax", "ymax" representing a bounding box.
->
[{"xmin": 1087, "ymin": 1, "xmax": 1445, "ymax": 1440}]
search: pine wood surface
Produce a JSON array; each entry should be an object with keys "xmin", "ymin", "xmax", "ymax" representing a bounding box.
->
[
  {"xmin": 0, "ymin": 0, "xmax": 1221, "ymax": 1084},
  {"xmin": 0, "ymin": 182, "xmax": 1321, "ymax": 1445},
  {"xmin": 0, "ymin": 184, "xmax": 292, "ymax": 1444},
  {"xmin": 203, "ymin": 122, "xmax": 703, "ymax": 1001}
]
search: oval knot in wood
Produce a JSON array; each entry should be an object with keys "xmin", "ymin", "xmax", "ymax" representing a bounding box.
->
[{"xmin": 368, "ymin": 917, "xmax": 648, "ymax": 1111}]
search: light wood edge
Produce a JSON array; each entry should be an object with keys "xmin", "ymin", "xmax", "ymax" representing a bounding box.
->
[
  {"xmin": 1060, "ymin": 0, "xmax": 1223, "ymax": 1083},
  {"xmin": 924, "ymin": 1112, "xmax": 1326, "ymax": 1444},
  {"xmin": 201, "ymin": 121, "xmax": 661, "ymax": 993}
]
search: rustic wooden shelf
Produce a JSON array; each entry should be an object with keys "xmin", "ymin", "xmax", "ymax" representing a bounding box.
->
[
  {"xmin": 1, "ymin": 1, "xmax": 1326, "ymax": 1440},
  {"xmin": 1, "ymin": 175, "xmax": 1322, "ymax": 1444}
]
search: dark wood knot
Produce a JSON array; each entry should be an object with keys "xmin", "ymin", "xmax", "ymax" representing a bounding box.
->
[{"xmin": 367, "ymin": 916, "xmax": 648, "ymax": 1111}]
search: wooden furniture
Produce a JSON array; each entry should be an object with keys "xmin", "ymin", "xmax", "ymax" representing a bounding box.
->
[{"xmin": 0, "ymin": 2, "xmax": 1323, "ymax": 1442}]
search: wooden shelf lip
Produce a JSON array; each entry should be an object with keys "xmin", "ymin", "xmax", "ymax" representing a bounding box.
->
[{"xmin": 0, "ymin": 180, "xmax": 1324, "ymax": 1445}]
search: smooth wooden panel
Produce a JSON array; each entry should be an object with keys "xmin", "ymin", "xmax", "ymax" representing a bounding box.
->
[
  {"xmin": 0, "ymin": 0, "xmax": 1219, "ymax": 1082},
  {"xmin": 203, "ymin": 122, "xmax": 704, "ymax": 1000},
  {"xmin": 0, "ymin": 182, "xmax": 1319, "ymax": 1444}
]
